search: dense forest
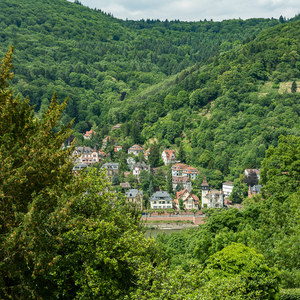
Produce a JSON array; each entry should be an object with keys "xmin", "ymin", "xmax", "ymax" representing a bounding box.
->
[
  {"xmin": 107, "ymin": 20, "xmax": 300, "ymax": 182},
  {"xmin": 1, "ymin": 0, "xmax": 299, "ymax": 182},
  {"xmin": 0, "ymin": 0, "xmax": 300, "ymax": 298},
  {"xmin": 1, "ymin": 48, "xmax": 299, "ymax": 299}
]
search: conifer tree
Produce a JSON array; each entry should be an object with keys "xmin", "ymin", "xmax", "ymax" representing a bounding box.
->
[
  {"xmin": 0, "ymin": 47, "xmax": 76, "ymax": 298},
  {"xmin": 291, "ymin": 80, "xmax": 297, "ymax": 93},
  {"xmin": 0, "ymin": 48, "xmax": 159, "ymax": 299}
]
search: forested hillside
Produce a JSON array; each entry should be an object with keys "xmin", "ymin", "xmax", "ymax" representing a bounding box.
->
[
  {"xmin": 1, "ymin": 1, "xmax": 300, "ymax": 297},
  {"xmin": 0, "ymin": 0, "xmax": 282, "ymax": 127},
  {"xmin": 106, "ymin": 20, "xmax": 300, "ymax": 181},
  {"xmin": 1, "ymin": 47, "xmax": 299, "ymax": 299}
]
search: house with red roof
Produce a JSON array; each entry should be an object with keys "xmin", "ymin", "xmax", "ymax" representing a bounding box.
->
[
  {"xmin": 174, "ymin": 189, "xmax": 199, "ymax": 210},
  {"xmin": 161, "ymin": 149, "xmax": 176, "ymax": 165},
  {"xmin": 128, "ymin": 144, "xmax": 143, "ymax": 156},
  {"xmin": 183, "ymin": 166, "xmax": 199, "ymax": 180},
  {"xmin": 114, "ymin": 145, "xmax": 122, "ymax": 152},
  {"xmin": 83, "ymin": 130, "xmax": 96, "ymax": 139},
  {"xmin": 172, "ymin": 163, "xmax": 198, "ymax": 180}
]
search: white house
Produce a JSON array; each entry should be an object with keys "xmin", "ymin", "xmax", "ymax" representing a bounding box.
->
[
  {"xmin": 222, "ymin": 181, "xmax": 234, "ymax": 198},
  {"xmin": 150, "ymin": 191, "xmax": 173, "ymax": 210},
  {"xmin": 132, "ymin": 162, "xmax": 150, "ymax": 179},
  {"xmin": 201, "ymin": 177, "xmax": 223, "ymax": 208},
  {"xmin": 161, "ymin": 150, "xmax": 176, "ymax": 165},
  {"xmin": 128, "ymin": 144, "xmax": 143, "ymax": 156},
  {"xmin": 174, "ymin": 189, "xmax": 199, "ymax": 210}
]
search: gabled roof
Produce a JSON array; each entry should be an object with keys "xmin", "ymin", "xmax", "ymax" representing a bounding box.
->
[
  {"xmin": 172, "ymin": 163, "xmax": 188, "ymax": 170},
  {"xmin": 128, "ymin": 144, "xmax": 143, "ymax": 151},
  {"xmin": 175, "ymin": 189, "xmax": 199, "ymax": 204},
  {"xmin": 183, "ymin": 166, "xmax": 198, "ymax": 174},
  {"xmin": 162, "ymin": 149, "xmax": 176, "ymax": 159},
  {"xmin": 126, "ymin": 189, "xmax": 143, "ymax": 198}
]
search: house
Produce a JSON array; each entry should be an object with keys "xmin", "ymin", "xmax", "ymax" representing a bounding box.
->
[
  {"xmin": 172, "ymin": 163, "xmax": 188, "ymax": 177},
  {"xmin": 101, "ymin": 162, "xmax": 119, "ymax": 177},
  {"xmin": 222, "ymin": 181, "xmax": 234, "ymax": 198},
  {"xmin": 174, "ymin": 189, "xmax": 199, "ymax": 210},
  {"xmin": 182, "ymin": 166, "xmax": 199, "ymax": 180},
  {"xmin": 144, "ymin": 148, "xmax": 150, "ymax": 161},
  {"xmin": 125, "ymin": 189, "xmax": 143, "ymax": 210},
  {"xmin": 102, "ymin": 136, "xmax": 117, "ymax": 149},
  {"xmin": 172, "ymin": 163, "xmax": 198, "ymax": 180},
  {"xmin": 150, "ymin": 191, "xmax": 173, "ymax": 210},
  {"xmin": 201, "ymin": 177, "xmax": 223, "ymax": 208},
  {"xmin": 73, "ymin": 146, "xmax": 93, "ymax": 157},
  {"xmin": 126, "ymin": 157, "xmax": 136, "ymax": 170},
  {"xmin": 114, "ymin": 145, "xmax": 122, "ymax": 152},
  {"xmin": 248, "ymin": 185, "xmax": 262, "ymax": 197},
  {"xmin": 161, "ymin": 149, "xmax": 176, "ymax": 165},
  {"xmin": 172, "ymin": 176, "xmax": 192, "ymax": 192},
  {"xmin": 83, "ymin": 130, "xmax": 96, "ymax": 139},
  {"xmin": 244, "ymin": 169, "xmax": 260, "ymax": 186},
  {"xmin": 81, "ymin": 148, "xmax": 101, "ymax": 165},
  {"xmin": 111, "ymin": 123, "xmax": 121, "ymax": 131},
  {"xmin": 73, "ymin": 146, "xmax": 94, "ymax": 164},
  {"xmin": 132, "ymin": 162, "xmax": 150, "ymax": 179},
  {"xmin": 128, "ymin": 144, "xmax": 143, "ymax": 156}
]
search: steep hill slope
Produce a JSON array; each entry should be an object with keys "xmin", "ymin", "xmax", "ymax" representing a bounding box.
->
[
  {"xmin": 107, "ymin": 21, "xmax": 300, "ymax": 181},
  {"xmin": 0, "ymin": 0, "xmax": 281, "ymax": 126}
]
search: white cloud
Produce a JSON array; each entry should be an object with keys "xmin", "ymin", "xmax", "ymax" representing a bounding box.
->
[{"xmin": 68, "ymin": 0, "xmax": 299, "ymax": 21}]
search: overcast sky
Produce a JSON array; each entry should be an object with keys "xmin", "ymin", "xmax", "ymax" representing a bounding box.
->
[{"xmin": 68, "ymin": 0, "xmax": 299, "ymax": 21}]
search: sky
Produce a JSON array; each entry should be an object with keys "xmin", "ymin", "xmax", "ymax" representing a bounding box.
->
[{"xmin": 68, "ymin": 0, "xmax": 299, "ymax": 21}]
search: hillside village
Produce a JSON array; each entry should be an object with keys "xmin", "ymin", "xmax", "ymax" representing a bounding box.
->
[{"xmin": 71, "ymin": 127, "xmax": 262, "ymax": 212}]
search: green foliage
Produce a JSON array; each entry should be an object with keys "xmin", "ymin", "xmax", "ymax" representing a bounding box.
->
[
  {"xmin": 261, "ymin": 135, "xmax": 300, "ymax": 200},
  {"xmin": 229, "ymin": 178, "xmax": 248, "ymax": 203},
  {"xmin": 280, "ymin": 289, "xmax": 300, "ymax": 300},
  {"xmin": 204, "ymin": 243, "xmax": 280, "ymax": 299},
  {"xmin": 0, "ymin": 50, "xmax": 159, "ymax": 299},
  {"xmin": 291, "ymin": 81, "xmax": 297, "ymax": 93}
]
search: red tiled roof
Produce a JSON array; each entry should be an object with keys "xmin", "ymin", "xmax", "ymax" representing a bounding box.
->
[
  {"xmin": 84, "ymin": 130, "xmax": 96, "ymax": 137},
  {"xmin": 175, "ymin": 189, "xmax": 199, "ymax": 204},
  {"xmin": 129, "ymin": 144, "xmax": 143, "ymax": 151},
  {"xmin": 172, "ymin": 163, "xmax": 188, "ymax": 170},
  {"xmin": 163, "ymin": 150, "xmax": 176, "ymax": 159},
  {"xmin": 183, "ymin": 166, "xmax": 198, "ymax": 174}
]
